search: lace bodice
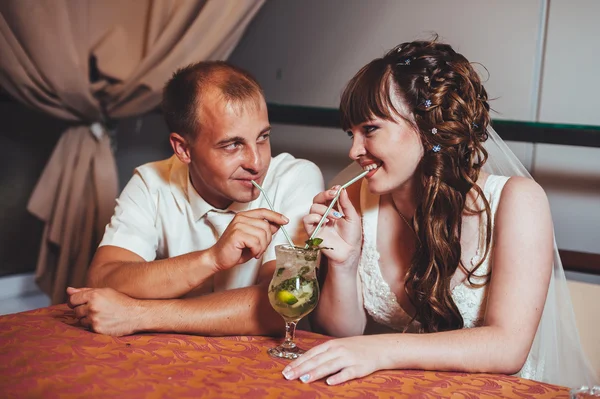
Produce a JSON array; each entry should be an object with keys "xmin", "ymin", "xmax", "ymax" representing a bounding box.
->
[{"xmin": 358, "ymin": 175, "xmax": 509, "ymax": 332}]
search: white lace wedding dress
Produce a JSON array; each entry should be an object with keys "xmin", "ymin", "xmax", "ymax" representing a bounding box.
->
[
  {"xmin": 358, "ymin": 175, "xmax": 507, "ymax": 332},
  {"xmin": 356, "ymin": 175, "xmax": 595, "ymax": 386}
]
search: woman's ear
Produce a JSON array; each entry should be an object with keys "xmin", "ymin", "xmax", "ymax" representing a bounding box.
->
[{"xmin": 170, "ymin": 132, "xmax": 191, "ymax": 164}]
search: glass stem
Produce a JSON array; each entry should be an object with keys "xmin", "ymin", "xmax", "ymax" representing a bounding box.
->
[{"xmin": 282, "ymin": 321, "xmax": 298, "ymax": 349}]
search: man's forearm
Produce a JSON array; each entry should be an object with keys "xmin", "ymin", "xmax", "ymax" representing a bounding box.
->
[
  {"xmin": 136, "ymin": 284, "xmax": 284, "ymax": 336},
  {"xmin": 90, "ymin": 250, "xmax": 216, "ymax": 299}
]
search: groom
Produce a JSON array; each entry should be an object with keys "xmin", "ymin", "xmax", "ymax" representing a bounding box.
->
[{"xmin": 67, "ymin": 61, "xmax": 324, "ymax": 337}]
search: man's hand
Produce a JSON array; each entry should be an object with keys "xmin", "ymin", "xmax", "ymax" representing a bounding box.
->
[
  {"xmin": 207, "ymin": 208, "xmax": 289, "ymax": 271},
  {"xmin": 67, "ymin": 287, "xmax": 144, "ymax": 336}
]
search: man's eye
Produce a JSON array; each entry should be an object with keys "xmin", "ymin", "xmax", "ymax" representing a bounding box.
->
[
  {"xmin": 258, "ymin": 133, "xmax": 270, "ymax": 142},
  {"xmin": 223, "ymin": 142, "xmax": 241, "ymax": 150}
]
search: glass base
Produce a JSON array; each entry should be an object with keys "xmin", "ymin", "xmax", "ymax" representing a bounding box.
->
[{"xmin": 268, "ymin": 344, "xmax": 305, "ymax": 360}]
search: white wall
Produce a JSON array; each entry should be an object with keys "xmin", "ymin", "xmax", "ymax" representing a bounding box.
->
[
  {"xmin": 231, "ymin": 0, "xmax": 543, "ymax": 121},
  {"xmin": 539, "ymin": 0, "xmax": 600, "ymax": 125}
]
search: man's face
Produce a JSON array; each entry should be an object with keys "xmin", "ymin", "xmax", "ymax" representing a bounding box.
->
[{"xmin": 185, "ymin": 92, "xmax": 271, "ymax": 209}]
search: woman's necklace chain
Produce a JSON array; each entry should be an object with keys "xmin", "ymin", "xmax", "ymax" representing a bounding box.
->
[
  {"xmin": 398, "ymin": 211, "xmax": 414, "ymax": 234},
  {"xmin": 391, "ymin": 197, "xmax": 417, "ymax": 237}
]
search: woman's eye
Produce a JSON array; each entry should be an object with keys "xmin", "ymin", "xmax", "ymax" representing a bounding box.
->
[
  {"xmin": 346, "ymin": 131, "xmax": 354, "ymax": 140},
  {"xmin": 364, "ymin": 125, "xmax": 378, "ymax": 134}
]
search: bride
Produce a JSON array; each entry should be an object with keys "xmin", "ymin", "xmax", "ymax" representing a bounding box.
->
[{"xmin": 281, "ymin": 38, "xmax": 597, "ymax": 388}]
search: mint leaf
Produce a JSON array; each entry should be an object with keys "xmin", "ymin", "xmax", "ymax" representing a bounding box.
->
[
  {"xmin": 304, "ymin": 238, "xmax": 323, "ymax": 249},
  {"xmin": 303, "ymin": 238, "xmax": 332, "ymax": 260}
]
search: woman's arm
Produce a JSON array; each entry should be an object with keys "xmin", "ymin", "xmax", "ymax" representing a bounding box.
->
[
  {"xmin": 309, "ymin": 182, "xmax": 368, "ymax": 337},
  {"xmin": 311, "ymin": 258, "xmax": 366, "ymax": 337},
  {"xmin": 284, "ymin": 177, "xmax": 554, "ymax": 384}
]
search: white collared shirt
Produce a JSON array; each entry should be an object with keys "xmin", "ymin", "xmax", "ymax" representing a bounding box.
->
[{"xmin": 99, "ymin": 153, "xmax": 324, "ymax": 293}]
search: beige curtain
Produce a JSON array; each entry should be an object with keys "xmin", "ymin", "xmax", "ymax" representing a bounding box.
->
[{"xmin": 0, "ymin": 0, "xmax": 264, "ymax": 304}]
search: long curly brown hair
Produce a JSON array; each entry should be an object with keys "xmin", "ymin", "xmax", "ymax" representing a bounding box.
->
[{"xmin": 340, "ymin": 39, "xmax": 493, "ymax": 333}]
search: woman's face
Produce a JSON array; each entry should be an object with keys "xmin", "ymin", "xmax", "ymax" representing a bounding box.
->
[{"xmin": 347, "ymin": 114, "xmax": 424, "ymax": 195}]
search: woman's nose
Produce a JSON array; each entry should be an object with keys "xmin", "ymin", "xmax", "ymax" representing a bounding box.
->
[{"xmin": 349, "ymin": 136, "xmax": 366, "ymax": 160}]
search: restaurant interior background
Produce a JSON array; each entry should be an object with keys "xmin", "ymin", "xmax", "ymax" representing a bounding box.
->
[{"xmin": 1, "ymin": 0, "xmax": 598, "ymax": 375}]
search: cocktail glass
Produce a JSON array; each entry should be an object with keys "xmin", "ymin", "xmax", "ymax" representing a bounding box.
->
[{"xmin": 267, "ymin": 244, "xmax": 320, "ymax": 359}]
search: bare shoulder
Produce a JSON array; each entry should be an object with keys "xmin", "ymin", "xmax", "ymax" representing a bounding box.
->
[
  {"xmin": 495, "ymin": 176, "xmax": 552, "ymax": 237},
  {"xmin": 499, "ymin": 176, "xmax": 549, "ymax": 209}
]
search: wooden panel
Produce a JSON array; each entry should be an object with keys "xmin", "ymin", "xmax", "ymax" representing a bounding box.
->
[{"xmin": 560, "ymin": 250, "xmax": 600, "ymax": 275}]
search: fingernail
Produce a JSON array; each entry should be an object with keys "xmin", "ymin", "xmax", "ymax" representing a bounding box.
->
[
  {"xmin": 282, "ymin": 370, "xmax": 292, "ymax": 380},
  {"xmin": 282, "ymin": 216, "xmax": 289, "ymax": 223},
  {"xmin": 329, "ymin": 190, "xmax": 337, "ymax": 195},
  {"xmin": 332, "ymin": 211, "xmax": 343, "ymax": 218},
  {"xmin": 299, "ymin": 374, "xmax": 310, "ymax": 383}
]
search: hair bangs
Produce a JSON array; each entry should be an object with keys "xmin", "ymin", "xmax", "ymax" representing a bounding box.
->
[{"xmin": 340, "ymin": 60, "xmax": 399, "ymax": 131}]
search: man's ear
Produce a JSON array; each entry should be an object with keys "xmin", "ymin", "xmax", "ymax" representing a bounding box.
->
[{"xmin": 170, "ymin": 132, "xmax": 191, "ymax": 164}]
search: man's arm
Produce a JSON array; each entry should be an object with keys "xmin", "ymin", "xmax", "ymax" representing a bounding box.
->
[
  {"xmin": 142, "ymin": 259, "xmax": 281, "ymax": 336},
  {"xmin": 86, "ymin": 246, "xmax": 216, "ymax": 299},
  {"xmin": 88, "ymin": 209, "xmax": 288, "ymax": 299},
  {"xmin": 69, "ymin": 260, "xmax": 283, "ymax": 336}
]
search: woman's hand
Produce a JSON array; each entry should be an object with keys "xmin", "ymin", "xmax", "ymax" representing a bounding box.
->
[
  {"xmin": 281, "ymin": 336, "xmax": 388, "ymax": 385},
  {"xmin": 303, "ymin": 186, "xmax": 362, "ymax": 266}
]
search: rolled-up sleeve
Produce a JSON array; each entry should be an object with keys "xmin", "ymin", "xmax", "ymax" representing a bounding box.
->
[{"xmin": 99, "ymin": 172, "xmax": 159, "ymax": 261}]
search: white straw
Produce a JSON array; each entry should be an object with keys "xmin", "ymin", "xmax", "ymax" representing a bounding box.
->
[
  {"xmin": 251, "ymin": 180, "xmax": 296, "ymax": 248},
  {"xmin": 306, "ymin": 169, "xmax": 369, "ymax": 247}
]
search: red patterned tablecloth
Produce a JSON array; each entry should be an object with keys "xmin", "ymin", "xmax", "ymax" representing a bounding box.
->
[{"xmin": 0, "ymin": 305, "xmax": 569, "ymax": 398}]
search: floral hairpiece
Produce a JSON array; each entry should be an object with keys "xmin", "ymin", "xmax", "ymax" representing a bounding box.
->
[
  {"xmin": 423, "ymin": 99, "xmax": 432, "ymax": 108},
  {"xmin": 397, "ymin": 58, "xmax": 411, "ymax": 66},
  {"xmin": 431, "ymin": 127, "xmax": 438, "ymax": 135},
  {"xmin": 432, "ymin": 144, "xmax": 442, "ymax": 153},
  {"xmin": 423, "ymin": 76, "xmax": 430, "ymax": 84}
]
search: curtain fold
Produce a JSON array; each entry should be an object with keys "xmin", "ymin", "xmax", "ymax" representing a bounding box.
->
[{"xmin": 0, "ymin": 0, "xmax": 264, "ymax": 303}]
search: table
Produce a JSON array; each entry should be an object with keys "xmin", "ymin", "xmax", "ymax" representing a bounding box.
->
[{"xmin": 0, "ymin": 305, "xmax": 569, "ymax": 398}]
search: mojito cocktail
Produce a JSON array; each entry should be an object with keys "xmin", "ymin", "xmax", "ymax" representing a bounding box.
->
[{"xmin": 267, "ymin": 244, "xmax": 320, "ymax": 359}]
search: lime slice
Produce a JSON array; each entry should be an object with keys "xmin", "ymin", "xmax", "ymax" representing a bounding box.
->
[{"xmin": 276, "ymin": 290, "xmax": 298, "ymax": 305}]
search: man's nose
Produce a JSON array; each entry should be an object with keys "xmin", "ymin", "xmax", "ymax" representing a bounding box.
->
[{"xmin": 242, "ymin": 145, "xmax": 261, "ymax": 172}]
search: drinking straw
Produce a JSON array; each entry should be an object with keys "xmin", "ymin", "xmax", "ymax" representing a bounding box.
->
[
  {"xmin": 251, "ymin": 180, "xmax": 296, "ymax": 248},
  {"xmin": 306, "ymin": 169, "xmax": 369, "ymax": 247}
]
